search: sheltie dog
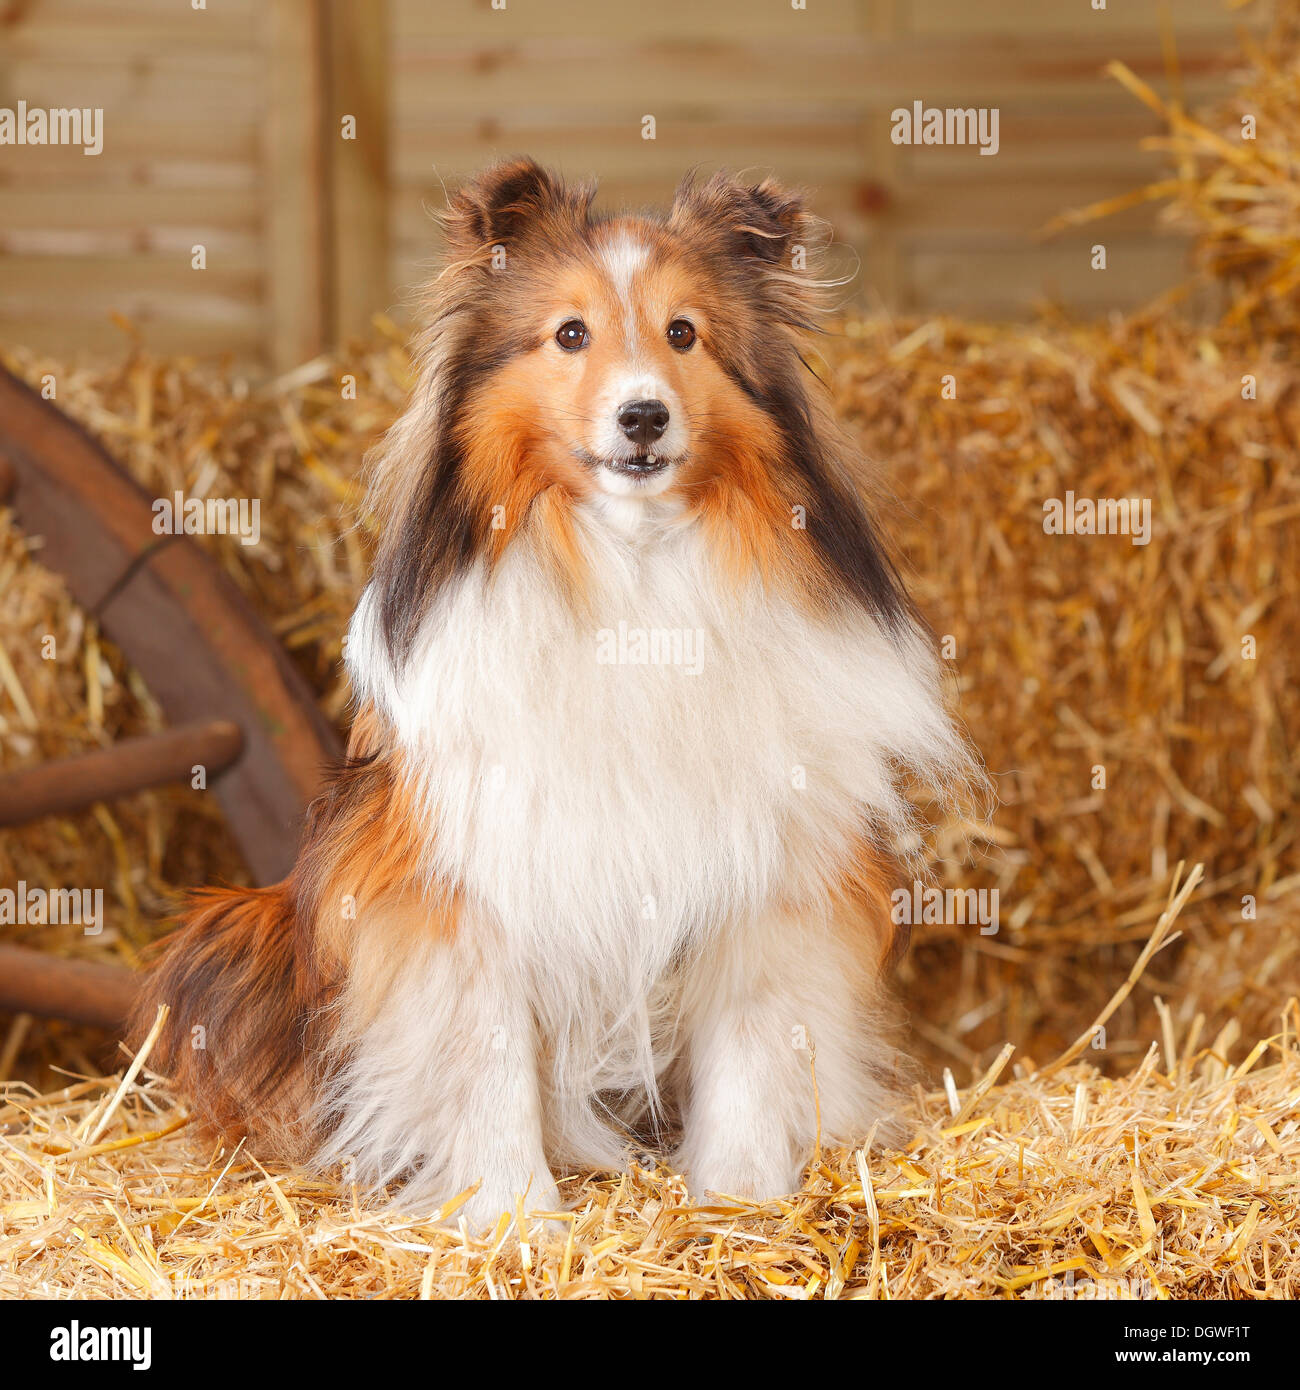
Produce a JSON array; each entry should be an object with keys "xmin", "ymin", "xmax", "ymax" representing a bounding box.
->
[{"xmin": 134, "ymin": 159, "xmax": 976, "ymax": 1229}]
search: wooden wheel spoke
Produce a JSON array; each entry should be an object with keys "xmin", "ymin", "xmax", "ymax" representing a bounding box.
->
[
  {"xmin": 0, "ymin": 945, "xmax": 136, "ymax": 1030},
  {"xmin": 0, "ymin": 720, "xmax": 244, "ymax": 828}
]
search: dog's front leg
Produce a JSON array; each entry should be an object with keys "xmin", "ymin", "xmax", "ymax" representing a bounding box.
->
[
  {"xmin": 676, "ymin": 906, "xmax": 897, "ymax": 1203},
  {"xmin": 319, "ymin": 909, "xmax": 559, "ymax": 1233}
]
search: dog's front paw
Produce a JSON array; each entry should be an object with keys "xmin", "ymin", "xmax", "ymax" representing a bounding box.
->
[
  {"xmin": 682, "ymin": 1151, "xmax": 804, "ymax": 1206},
  {"xmin": 394, "ymin": 1167, "xmax": 562, "ymax": 1236},
  {"xmin": 455, "ymin": 1175, "xmax": 564, "ymax": 1236}
]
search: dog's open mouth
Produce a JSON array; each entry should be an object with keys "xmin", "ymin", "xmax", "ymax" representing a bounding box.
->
[
  {"xmin": 578, "ymin": 448, "xmax": 677, "ymax": 480},
  {"xmin": 606, "ymin": 454, "xmax": 670, "ymax": 477}
]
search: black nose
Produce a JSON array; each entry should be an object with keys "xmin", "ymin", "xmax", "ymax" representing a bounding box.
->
[{"xmin": 617, "ymin": 399, "xmax": 670, "ymax": 449}]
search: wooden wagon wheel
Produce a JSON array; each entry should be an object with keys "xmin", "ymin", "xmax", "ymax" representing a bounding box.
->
[{"xmin": 0, "ymin": 365, "xmax": 342, "ymax": 1032}]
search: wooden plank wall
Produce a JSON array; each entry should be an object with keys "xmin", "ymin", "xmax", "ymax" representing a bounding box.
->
[
  {"xmin": 0, "ymin": 0, "xmax": 391, "ymax": 367},
  {"xmin": 387, "ymin": 0, "xmax": 1255, "ymax": 321},
  {"xmin": 0, "ymin": 0, "xmax": 1261, "ymax": 367},
  {"xmin": 0, "ymin": 0, "xmax": 268, "ymax": 358}
]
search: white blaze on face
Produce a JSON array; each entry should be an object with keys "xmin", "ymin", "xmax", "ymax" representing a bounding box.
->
[
  {"xmin": 601, "ymin": 230, "xmax": 651, "ymax": 339},
  {"xmin": 590, "ymin": 231, "xmax": 688, "ymax": 496}
]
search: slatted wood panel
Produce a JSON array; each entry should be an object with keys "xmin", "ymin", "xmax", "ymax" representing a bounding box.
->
[
  {"xmin": 388, "ymin": 0, "xmax": 1253, "ymax": 320},
  {"xmin": 0, "ymin": 0, "xmax": 1262, "ymax": 365},
  {"xmin": 0, "ymin": 0, "xmax": 269, "ymax": 358}
]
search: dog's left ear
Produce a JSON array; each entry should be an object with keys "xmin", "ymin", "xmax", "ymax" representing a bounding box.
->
[
  {"xmin": 670, "ymin": 171, "xmax": 826, "ymax": 324},
  {"xmin": 672, "ymin": 172, "xmax": 810, "ymax": 261}
]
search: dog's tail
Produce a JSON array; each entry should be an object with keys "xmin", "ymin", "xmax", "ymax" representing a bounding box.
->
[{"xmin": 130, "ymin": 882, "xmax": 329, "ymax": 1151}]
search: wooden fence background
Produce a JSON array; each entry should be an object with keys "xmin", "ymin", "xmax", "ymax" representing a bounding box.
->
[{"xmin": 0, "ymin": 0, "xmax": 1261, "ymax": 370}]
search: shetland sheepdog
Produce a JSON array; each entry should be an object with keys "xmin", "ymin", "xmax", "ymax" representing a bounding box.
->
[{"xmin": 134, "ymin": 159, "xmax": 976, "ymax": 1229}]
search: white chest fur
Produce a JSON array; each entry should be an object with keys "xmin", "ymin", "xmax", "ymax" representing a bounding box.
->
[{"xmin": 347, "ymin": 502, "xmax": 960, "ymax": 992}]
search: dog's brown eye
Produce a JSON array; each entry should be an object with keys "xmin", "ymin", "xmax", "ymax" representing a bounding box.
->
[
  {"xmin": 555, "ymin": 319, "xmax": 588, "ymax": 351},
  {"xmin": 667, "ymin": 319, "xmax": 696, "ymax": 351}
]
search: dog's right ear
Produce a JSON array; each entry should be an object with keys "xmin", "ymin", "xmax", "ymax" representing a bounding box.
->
[{"xmin": 441, "ymin": 158, "xmax": 593, "ymax": 264}]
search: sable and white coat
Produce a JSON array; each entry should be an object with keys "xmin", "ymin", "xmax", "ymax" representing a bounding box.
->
[{"xmin": 136, "ymin": 160, "xmax": 975, "ymax": 1229}]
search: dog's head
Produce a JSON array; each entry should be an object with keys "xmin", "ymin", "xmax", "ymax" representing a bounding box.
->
[
  {"xmin": 428, "ymin": 158, "xmax": 829, "ymax": 500},
  {"xmin": 369, "ymin": 159, "xmax": 908, "ymax": 656}
]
